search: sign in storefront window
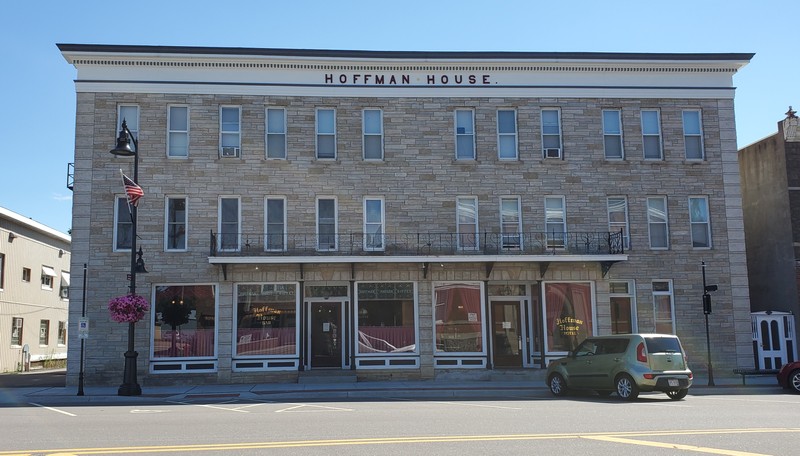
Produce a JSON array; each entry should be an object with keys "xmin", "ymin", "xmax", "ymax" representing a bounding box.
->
[
  {"xmin": 434, "ymin": 283, "xmax": 483, "ymax": 353},
  {"xmin": 544, "ymin": 282, "xmax": 593, "ymax": 352},
  {"xmin": 356, "ymin": 282, "xmax": 416, "ymax": 354},
  {"xmin": 235, "ymin": 284, "xmax": 298, "ymax": 357},
  {"xmin": 152, "ymin": 285, "xmax": 216, "ymax": 359}
]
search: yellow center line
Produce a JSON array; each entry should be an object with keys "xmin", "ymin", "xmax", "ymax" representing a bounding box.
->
[{"xmin": 1, "ymin": 428, "xmax": 797, "ymax": 455}]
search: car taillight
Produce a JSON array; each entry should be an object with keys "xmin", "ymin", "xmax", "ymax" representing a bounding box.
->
[
  {"xmin": 636, "ymin": 342, "xmax": 647, "ymax": 363},
  {"xmin": 643, "ymin": 373, "xmax": 655, "ymax": 379},
  {"xmin": 688, "ymin": 372, "xmax": 693, "ymax": 379}
]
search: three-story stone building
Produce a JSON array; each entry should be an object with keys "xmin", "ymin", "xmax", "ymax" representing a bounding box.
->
[{"xmin": 59, "ymin": 44, "xmax": 753, "ymax": 386}]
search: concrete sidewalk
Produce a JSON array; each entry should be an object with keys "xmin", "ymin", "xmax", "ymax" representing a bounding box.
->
[{"xmin": 0, "ymin": 370, "xmax": 784, "ymax": 406}]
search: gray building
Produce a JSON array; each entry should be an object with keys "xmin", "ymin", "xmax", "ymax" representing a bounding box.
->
[
  {"xmin": 59, "ymin": 44, "xmax": 754, "ymax": 388},
  {"xmin": 0, "ymin": 207, "xmax": 71, "ymax": 372},
  {"xmin": 739, "ymin": 108, "xmax": 800, "ymax": 369}
]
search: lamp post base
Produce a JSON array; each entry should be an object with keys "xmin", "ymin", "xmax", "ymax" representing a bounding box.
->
[{"xmin": 118, "ymin": 350, "xmax": 142, "ymax": 396}]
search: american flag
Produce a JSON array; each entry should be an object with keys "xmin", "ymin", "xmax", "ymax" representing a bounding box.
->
[{"xmin": 122, "ymin": 172, "xmax": 144, "ymax": 207}]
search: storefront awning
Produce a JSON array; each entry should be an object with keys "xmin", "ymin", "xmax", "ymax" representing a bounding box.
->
[
  {"xmin": 42, "ymin": 266, "xmax": 57, "ymax": 277},
  {"xmin": 61, "ymin": 272, "xmax": 70, "ymax": 285}
]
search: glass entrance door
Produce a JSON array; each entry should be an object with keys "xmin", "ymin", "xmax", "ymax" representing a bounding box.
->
[
  {"xmin": 491, "ymin": 300, "xmax": 523, "ymax": 368},
  {"xmin": 309, "ymin": 301, "xmax": 343, "ymax": 368}
]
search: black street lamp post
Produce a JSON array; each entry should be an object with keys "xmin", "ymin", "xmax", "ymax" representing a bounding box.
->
[
  {"xmin": 110, "ymin": 119, "xmax": 144, "ymax": 396},
  {"xmin": 701, "ymin": 261, "xmax": 718, "ymax": 387}
]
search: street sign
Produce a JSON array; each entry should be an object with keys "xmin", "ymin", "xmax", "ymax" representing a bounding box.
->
[{"xmin": 78, "ymin": 318, "xmax": 89, "ymax": 339}]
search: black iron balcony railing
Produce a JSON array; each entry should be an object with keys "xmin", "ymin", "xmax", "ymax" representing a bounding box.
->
[{"xmin": 209, "ymin": 230, "xmax": 624, "ymax": 257}]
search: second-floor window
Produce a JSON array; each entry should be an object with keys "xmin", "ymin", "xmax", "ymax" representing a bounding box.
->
[
  {"xmin": 317, "ymin": 109, "xmax": 336, "ymax": 159},
  {"xmin": 117, "ymin": 105, "xmax": 139, "ymax": 141},
  {"xmin": 545, "ymin": 196, "xmax": 566, "ymax": 248},
  {"xmin": 317, "ymin": 198, "xmax": 338, "ymax": 251},
  {"xmin": 647, "ymin": 196, "xmax": 669, "ymax": 249},
  {"xmin": 0, "ymin": 253, "xmax": 4, "ymax": 290},
  {"xmin": 603, "ymin": 109, "xmax": 623, "ymax": 159},
  {"xmin": 41, "ymin": 266, "xmax": 56, "ymax": 290},
  {"xmin": 541, "ymin": 109, "xmax": 562, "ymax": 158},
  {"xmin": 364, "ymin": 198, "xmax": 385, "ymax": 251},
  {"xmin": 219, "ymin": 197, "xmax": 240, "ymax": 251},
  {"xmin": 114, "ymin": 196, "xmax": 133, "ymax": 251},
  {"xmin": 166, "ymin": 197, "xmax": 187, "ymax": 251},
  {"xmin": 607, "ymin": 196, "xmax": 630, "ymax": 249},
  {"xmin": 168, "ymin": 106, "xmax": 189, "ymax": 158},
  {"xmin": 363, "ymin": 109, "xmax": 384, "ymax": 160},
  {"xmin": 641, "ymin": 110, "xmax": 662, "ymax": 160},
  {"xmin": 265, "ymin": 197, "xmax": 286, "ymax": 251},
  {"xmin": 59, "ymin": 272, "xmax": 70, "ymax": 299},
  {"xmin": 689, "ymin": 196, "xmax": 711, "ymax": 248},
  {"xmin": 266, "ymin": 108, "xmax": 287, "ymax": 159},
  {"xmin": 497, "ymin": 110, "xmax": 518, "ymax": 160},
  {"xmin": 683, "ymin": 110, "xmax": 704, "ymax": 160},
  {"xmin": 457, "ymin": 197, "xmax": 478, "ymax": 250},
  {"xmin": 500, "ymin": 197, "xmax": 522, "ymax": 250},
  {"xmin": 455, "ymin": 109, "xmax": 475, "ymax": 160},
  {"xmin": 220, "ymin": 106, "xmax": 241, "ymax": 158}
]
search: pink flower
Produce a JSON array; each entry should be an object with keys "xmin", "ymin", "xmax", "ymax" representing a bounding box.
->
[{"xmin": 108, "ymin": 294, "xmax": 150, "ymax": 323}]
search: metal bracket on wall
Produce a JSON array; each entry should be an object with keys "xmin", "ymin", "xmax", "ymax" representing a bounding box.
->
[
  {"xmin": 600, "ymin": 261, "xmax": 619, "ymax": 278},
  {"xmin": 422, "ymin": 262, "xmax": 429, "ymax": 279},
  {"xmin": 351, "ymin": 263, "xmax": 355, "ymax": 280},
  {"xmin": 539, "ymin": 262, "xmax": 550, "ymax": 279},
  {"xmin": 485, "ymin": 262, "xmax": 495, "ymax": 279},
  {"xmin": 220, "ymin": 264, "xmax": 228, "ymax": 280},
  {"xmin": 300, "ymin": 263, "xmax": 304, "ymax": 280}
]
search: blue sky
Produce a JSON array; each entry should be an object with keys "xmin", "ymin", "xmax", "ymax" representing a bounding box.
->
[{"xmin": 0, "ymin": 0, "xmax": 796, "ymax": 234}]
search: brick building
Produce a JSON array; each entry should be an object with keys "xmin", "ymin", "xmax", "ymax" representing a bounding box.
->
[
  {"xmin": 739, "ymin": 108, "xmax": 800, "ymax": 369},
  {"xmin": 59, "ymin": 44, "xmax": 754, "ymax": 387}
]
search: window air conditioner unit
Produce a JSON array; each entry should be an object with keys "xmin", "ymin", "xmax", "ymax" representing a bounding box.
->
[
  {"xmin": 60, "ymin": 288, "xmax": 69, "ymax": 299},
  {"xmin": 545, "ymin": 148, "xmax": 561, "ymax": 158},
  {"xmin": 221, "ymin": 147, "xmax": 240, "ymax": 157}
]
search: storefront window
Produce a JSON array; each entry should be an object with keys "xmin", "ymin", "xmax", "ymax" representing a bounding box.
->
[
  {"xmin": 235, "ymin": 284, "xmax": 298, "ymax": 357},
  {"xmin": 153, "ymin": 285, "xmax": 216, "ymax": 358},
  {"xmin": 356, "ymin": 283, "xmax": 416, "ymax": 354},
  {"xmin": 434, "ymin": 283, "xmax": 483, "ymax": 353},
  {"xmin": 544, "ymin": 282, "xmax": 593, "ymax": 352}
]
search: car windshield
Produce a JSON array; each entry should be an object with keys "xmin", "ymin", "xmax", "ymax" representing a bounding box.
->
[{"xmin": 645, "ymin": 337, "xmax": 681, "ymax": 353}]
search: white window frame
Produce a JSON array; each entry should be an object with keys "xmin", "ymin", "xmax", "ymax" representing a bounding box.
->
[
  {"xmin": 602, "ymin": 109, "xmax": 624, "ymax": 160},
  {"xmin": 682, "ymin": 110, "xmax": 705, "ymax": 160},
  {"xmin": 652, "ymin": 280, "xmax": 675, "ymax": 334},
  {"xmin": 11, "ymin": 317, "xmax": 23, "ymax": 346},
  {"xmin": 114, "ymin": 196, "xmax": 133, "ymax": 252},
  {"xmin": 41, "ymin": 266, "xmax": 56, "ymax": 290},
  {"xmin": 220, "ymin": 106, "xmax": 241, "ymax": 158},
  {"xmin": 363, "ymin": 109, "xmax": 384, "ymax": 160},
  {"xmin": 363, "ymin": 197, "xmax": 385, "ymax": 251},
  {"xmin": 39, "ymin": 319, "xmax": 50, "ymax": 346},
  {"xmin": 641, "ymin": 109, "xmax": 663, "ymax": 160},
  {"xmin": 647, "ymin": 196, "xmax": 670, "ymax": 249},
  {"xmin": 610, "ymin": 280, "xmax": 637, "ymax": 334},
  {"xmin": 500, "ymin": 196, "xmax": 522, "ymax": 250},
  {"xmin": 265, "ymin": 196, "xmax": 287, "ymax": 252},
  {"xmin": 545, "ymin": 196, "xmax": 566, "ymax": 249},
  {"xmin": 165, "ymin": 196, "xmax": 188, "ymax": 252},
  {"xmin": 218, "ymin": 196, "xmax": 241, "ymax": 252},
  {"xmin": 59, "ymin": 271, "xmax": 70, "ymax": 299},
  {"xmin": 541, "ymin": 108, "xmax": 562, "ymax": 159},
  {"xmin": 607, "ymin": 196, "xmax": 630, "ymax": 249},
  {"xmin": 456, "ymin": 196, "xmax": 479, "ymax": 251},
  {"xmin": 316, "ymin": 108, "xmax": 337, "ymax": 160},
  {"xmin": 317, "ymin": 197, "xmax": 338, "ymax": 251},
  {"xmin": 689, "ymin": 196, "xmax": 712, "ymax": 249},
  {"xmin": 117, "ymin": 105, "xmax": 139, "ymax": 142},
  {"xmin": 266, "ymin": 107, "xmax": 287, "ymax": 159},
  {"xmin": 455, "ymin": 109, "xmax": 475, "ymax": 160},
  {"xmin": 167, "ymin": 105, "xmax": 189, "ymax": 158},
  {"xmin": 497, "ymin": 109, "xmax": 518, "ymax": 160}
]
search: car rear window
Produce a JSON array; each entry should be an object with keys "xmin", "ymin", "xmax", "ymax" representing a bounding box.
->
[{"xmin": 645, "ymin": 337, "xmax": 682, "ymax": 353}]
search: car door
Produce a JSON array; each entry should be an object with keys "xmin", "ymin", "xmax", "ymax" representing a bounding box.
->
[{"xmin": 564, "ymin": 339, "xmax": 600, "ymax": 389}]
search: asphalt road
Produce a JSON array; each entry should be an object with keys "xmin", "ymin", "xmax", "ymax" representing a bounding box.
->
[{"xmin": 0, "ymin": 368, "xmax": 65, "ymax": 388}]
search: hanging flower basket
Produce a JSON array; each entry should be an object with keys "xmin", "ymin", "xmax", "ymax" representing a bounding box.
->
[{"xmin": 108, "ymin": 294, "xmax": 150, "ymax": 323}]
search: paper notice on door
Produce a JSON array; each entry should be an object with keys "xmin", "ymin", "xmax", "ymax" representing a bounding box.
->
[
  {"xmin": 323, "ymin": 322, "xmax": 330, "ymax": 332},
  {"xmin": 502, "ymin": 321, "xmax": 511, "ymax": 329},
  {"xmin": 468, "ymin": 312, "xmax": 478, "ymax": 322}
]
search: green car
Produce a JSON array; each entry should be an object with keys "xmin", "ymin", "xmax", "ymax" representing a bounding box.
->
[{"xmin": 546, "ymin": 334, "xmax": 693, "ymax": 401}]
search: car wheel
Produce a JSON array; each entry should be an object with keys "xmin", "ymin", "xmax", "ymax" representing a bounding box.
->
[
  {"xmin": 615, "ymin": 374, "xmax": 639, "ymax": 401},
  {"xmin": 790, "ymin": 370, "xmax": 800, "ymax": 393},
  {"xmin": 548, "ymin": 373, "xmax": 568, "ymax": 397},
  {"xmin": 666, "ymin": 389, "xmax": 688, "ymax": 400}
]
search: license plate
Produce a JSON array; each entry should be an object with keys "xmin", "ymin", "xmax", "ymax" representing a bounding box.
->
[{"xmin": 668, "ymin": 379, "xmax": 679, "ymax": 387}]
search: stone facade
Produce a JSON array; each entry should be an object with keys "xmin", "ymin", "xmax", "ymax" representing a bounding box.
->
[{"xmin": 59, "ymin": 45, "xmax": 755, "ymax": 387}]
